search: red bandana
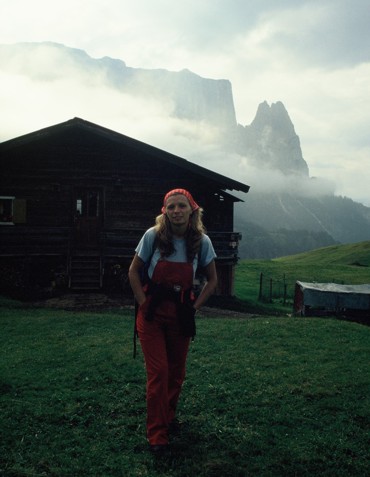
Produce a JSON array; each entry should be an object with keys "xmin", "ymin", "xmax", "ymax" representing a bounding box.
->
[{"xmin": 161, "ymin": 189, "xmax": 200, "ymax": 214}]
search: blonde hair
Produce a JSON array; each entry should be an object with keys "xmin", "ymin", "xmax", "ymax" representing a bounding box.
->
[{"xmin": 154, "ymin": 207, "xmax": 206, "ymax": 261}]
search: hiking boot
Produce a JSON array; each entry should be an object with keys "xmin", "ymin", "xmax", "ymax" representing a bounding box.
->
[{"xmin": 150, "ymin": 444, "xmax": 170, "ymax": 456}]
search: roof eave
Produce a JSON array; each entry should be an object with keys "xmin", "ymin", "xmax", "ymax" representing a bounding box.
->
[{"xmin": 0, "ymin": 117, "xmax": 250, "ymax": 194}]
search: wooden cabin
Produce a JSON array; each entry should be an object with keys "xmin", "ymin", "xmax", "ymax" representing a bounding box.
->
[{"xmin": 0, "ymin": 118, "xmax": 249, "ymax": 298}]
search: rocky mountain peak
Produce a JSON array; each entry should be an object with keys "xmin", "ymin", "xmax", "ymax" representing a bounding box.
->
[
  {"xmin": 236, "ymin": 101, "xmax": 309, "ymax": 177},
  {"xmin": 252, "ymin": 101, "xmax": 293, "ymax": 133}
]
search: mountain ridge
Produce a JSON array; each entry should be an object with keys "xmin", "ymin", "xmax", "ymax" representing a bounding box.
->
[{"xmin": 0, "ymin": 42, "xmax": 237, "ymax": 130}]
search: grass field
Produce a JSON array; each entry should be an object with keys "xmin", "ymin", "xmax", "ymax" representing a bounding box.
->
[{"xmin": 1, "ymin": 302, "xmax": 369, "ymax": 476}]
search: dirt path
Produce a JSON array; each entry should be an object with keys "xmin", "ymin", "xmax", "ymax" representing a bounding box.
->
[{"xmin": 31, "ymin": 293, "xmax": 257, "ymax": 318}]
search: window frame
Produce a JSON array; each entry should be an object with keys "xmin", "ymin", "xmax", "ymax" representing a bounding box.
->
[{"xmin": 0, "ymin": 196, "xmax": 15, "ymax": 225}]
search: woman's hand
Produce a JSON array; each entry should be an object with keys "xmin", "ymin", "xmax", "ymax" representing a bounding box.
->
[
  {"xmin": 193, "ymin": 260, "xmax": 217, "ymax": 310},
  {"xmin": 128, "ymin": 253, "xmax": 147, "ymax": 305}
]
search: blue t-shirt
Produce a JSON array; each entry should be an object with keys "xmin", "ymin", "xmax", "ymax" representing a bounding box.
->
[{"xmin": 135, "ymin": 227, "xmax": 216, "ymax": 279}]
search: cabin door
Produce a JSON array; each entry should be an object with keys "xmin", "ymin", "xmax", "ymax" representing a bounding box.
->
[{"xmin": 73, "ymin": 189, "xmax": 103, "ymax": 247}]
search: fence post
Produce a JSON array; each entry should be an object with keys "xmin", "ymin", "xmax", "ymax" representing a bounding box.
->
[
  {"xmin": 269, "ymin": 278, "xmax": 273, "ymax": 303},
  {"xmin": 258, "ymin": 272, "xmax": 263, "ymax": 301}
]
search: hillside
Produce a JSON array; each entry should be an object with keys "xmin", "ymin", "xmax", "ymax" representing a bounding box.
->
[
  {"xmin": 276, "ymin": 239, "xmax": 370, "ymax": 267},
  {"xmin": 234, "ymin": 240, "xmax": 370, "ymax": 309}
]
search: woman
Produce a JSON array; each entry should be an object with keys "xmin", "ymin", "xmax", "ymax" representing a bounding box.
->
[{"xmin": 128, "ymin": 188, "xmax": 217, "ymax": 454}]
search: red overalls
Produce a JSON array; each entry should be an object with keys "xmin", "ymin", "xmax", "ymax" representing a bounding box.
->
[{"xmin": 136, "ymin": 260, "xmax": 194, "ymax": 446}]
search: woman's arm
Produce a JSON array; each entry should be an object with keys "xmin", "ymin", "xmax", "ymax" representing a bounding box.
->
[
  {"xmin": 128, "ymin": 253, "xmax": 147, "ymax": 306},
  {"xmin": 193, "ymin": 259, "xmax": 217, "ymax": 310}
]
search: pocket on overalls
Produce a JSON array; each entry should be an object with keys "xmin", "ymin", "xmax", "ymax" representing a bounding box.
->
[{"xmin": 178, "ymin": 302, "xmax": 196, "ymax": 337}]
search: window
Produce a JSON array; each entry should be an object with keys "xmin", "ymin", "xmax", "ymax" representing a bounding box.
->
[
  {"xmin": 0, "ymin": 196, "xmax": 14, "ymax": 224},
  {"xmin": 76, "ymin": 198, "xmax": 83, "ymax": 216},
  {"xmin": 0, "ymin": 197, "xmax": 27, "ymax": 224},
  {"xmin": 74, "ymin": 190, "xmax": 101, "ymax": 218}
]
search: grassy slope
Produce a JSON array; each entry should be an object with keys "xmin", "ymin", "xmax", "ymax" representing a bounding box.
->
[{"xmin": 234, "ymin": 240, "xmax": 370, "ymax": 311}]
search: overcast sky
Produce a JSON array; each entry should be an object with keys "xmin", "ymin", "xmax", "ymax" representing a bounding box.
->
[{"xmin": 1, "ymin": 0, "xmax": 370, "ymax": 205}]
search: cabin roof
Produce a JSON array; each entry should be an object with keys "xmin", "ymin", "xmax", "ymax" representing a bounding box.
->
[
  {"xmin": 296, "ymin": 281, "xmax": 370, "ymax": 295},
  {"xmin": 0, "ymin": 117, "xmax": 250, "ymax": 195}
]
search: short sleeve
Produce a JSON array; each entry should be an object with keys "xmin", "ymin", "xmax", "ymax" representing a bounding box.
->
[
  {"xmin": 199, "ymin": 234, "xmax": 217, "ymax": 267},
  {"xmin": 135, "ymin": 227, "xmax": 157, "ymax": 263}
]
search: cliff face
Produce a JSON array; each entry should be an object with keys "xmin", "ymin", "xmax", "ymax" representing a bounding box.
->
[{"xmin": 131, "ymin": 67, "xmax": 238, "ymax": 128}]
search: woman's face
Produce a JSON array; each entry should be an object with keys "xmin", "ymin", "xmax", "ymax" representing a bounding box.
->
[{"xmin": 165, "ymin": 194, "xmax": 192, "ymax": 229}]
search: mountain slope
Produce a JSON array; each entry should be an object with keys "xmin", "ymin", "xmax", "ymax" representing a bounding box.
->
[
  {"xmin": 276, "ymin": 240, "xmax": 370, "ymax": 267},
  {"xmin": 236, "ymin": 192, "xmax": 370, "ymax": 258}
]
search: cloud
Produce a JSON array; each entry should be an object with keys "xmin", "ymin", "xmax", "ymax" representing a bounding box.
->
[
  {"xmin": 0, "ymin": 71, "xmax": 175, "ymax": 143},
  {"xmin": 247, "ymin": 1, "xmax": 370, "ymax": 68}
]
